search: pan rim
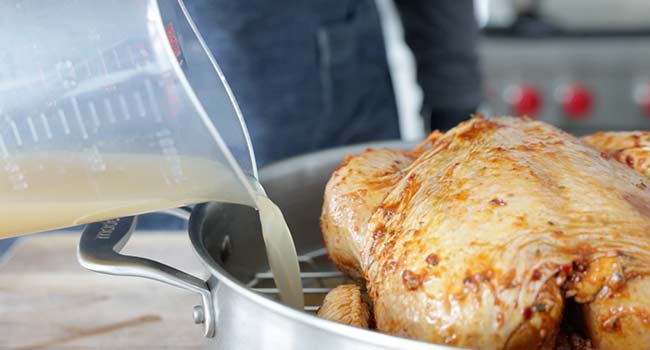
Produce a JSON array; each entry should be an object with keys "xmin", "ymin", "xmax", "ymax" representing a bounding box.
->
[{"xmin": 187, "ymin": 141, "xmax": 464, "ymax": 350}]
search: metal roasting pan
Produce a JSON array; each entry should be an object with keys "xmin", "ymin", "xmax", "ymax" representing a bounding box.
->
[{"xmin": 78, "ymin": 141, "xmax": 464, "ymax": 350}]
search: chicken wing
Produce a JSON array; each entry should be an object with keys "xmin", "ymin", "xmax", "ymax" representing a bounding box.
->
[{"xmin": 317, "ymin": 284, "xmax": 371, "ymax": 328}]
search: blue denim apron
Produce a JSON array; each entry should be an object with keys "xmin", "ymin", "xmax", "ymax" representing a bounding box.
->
[
  {"xmin": 184, "ymin": 0, "xmax": 401, "ymax": 166},
  {"xmin": 137, "ymin": 0, "xmax": 400, "ymax": 229}
]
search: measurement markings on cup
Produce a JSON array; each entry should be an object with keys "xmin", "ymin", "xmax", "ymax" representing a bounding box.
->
[
  {"xmin": 71, "ymin": 97, "xmax": 88, "ymax": 139},
  {"xmin": 26, "ymin": 116, "xmax": 38, "ymax": 142},
  {"xmin": 58, "ymin": 109, "xmax": 71, "ymax": 135},
  {"xmin": 8, "ymin": 118, "xmax": 22, "ymax": 146},
  {"xmin": 88, "ymin": 101, "xmax": 101, "ymax": 130},
  {"xmin": 39, "ymin": 113, "xmax": 52, "ymax": 139},
  {"xmin": 0, "ymin": 135, "xmax": 8, "ymax": 158},
  {"xmin": 133, "ymin": 91, "xmax": 146, "ymax": 118},
  {"xmin": 98, "ymin": 49, "xmax": 109, "ymax": 76},
  {"xmin": 104, "ymin": 98, "xmax": 116, "ymax": 124},
  {"xmin": 118, "ymin": 94, "xmax": 131, "ymax": 121},
  {"xmin": 144, "ymin": 79, "xmax": 163, "ymax": 122}
]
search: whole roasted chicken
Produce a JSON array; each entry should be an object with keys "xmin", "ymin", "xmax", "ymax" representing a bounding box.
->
[{"xmin": 319, "ymin": 116, "xmax": 650, "ymax": 350}]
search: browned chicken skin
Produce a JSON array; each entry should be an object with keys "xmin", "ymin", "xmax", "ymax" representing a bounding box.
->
[
  {"xmin": 321, "ymin": 148, "xmax": 420, "ymax": 279},
  {"xmin": 582, "ymin": 131, "xmax": 650, "ymax": 177},
  {"xmin": 320, "ymin": 116, "xmax": 650, "ymax": 350},
  {"xmin": 317, "ymin": 284, "xmax": 371, "ymax": 328}
]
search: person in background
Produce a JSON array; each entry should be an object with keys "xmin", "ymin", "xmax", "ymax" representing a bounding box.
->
[
  {"xmin": 138, "ymin": 0, "xmax": 481, "ymax": 229},
  {"xmin": 185, "ymin": 0, "xmax": 482, "ymax": 167}
]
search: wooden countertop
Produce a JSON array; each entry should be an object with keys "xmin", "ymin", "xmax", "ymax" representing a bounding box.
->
[{"xmin": 0, "ymin": 233, "xmax": 211, "ymax": 350}]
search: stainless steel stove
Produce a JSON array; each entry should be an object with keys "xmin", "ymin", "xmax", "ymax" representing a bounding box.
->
[{"xmin": 478, "ymin": 0, "xmax": 650, "ymax": 134}]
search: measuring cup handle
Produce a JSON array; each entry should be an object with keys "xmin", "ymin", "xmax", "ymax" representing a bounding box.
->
[{"xmin": 77, "ymin": 214, "xmax": 216, "ymax": 338}]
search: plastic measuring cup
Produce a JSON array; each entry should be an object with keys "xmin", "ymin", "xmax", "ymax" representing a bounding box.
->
[{"xmin": 0, "ymin": 0, "xmax": 260, "ymax": 238}]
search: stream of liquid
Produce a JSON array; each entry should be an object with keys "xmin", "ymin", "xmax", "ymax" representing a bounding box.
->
[
  {"xmin": 256, "ymin": 194, "xmax": 304, "ymax": 309},
  {"xmin": 0, "ymin": 152, "xmax": 304, "ymax": 308}
]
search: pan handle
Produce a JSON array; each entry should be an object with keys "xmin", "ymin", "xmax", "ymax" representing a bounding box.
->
[{"xmin": 77, "ymin": 211, "xmax": 216, "ymax": 338}]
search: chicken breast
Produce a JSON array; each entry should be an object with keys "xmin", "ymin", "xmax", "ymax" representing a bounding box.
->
[
  {"xmin": 320, "ymin": 116, "xmax": 650, "ymax": 350},
  {"xmin": 321, "ymin": 148, "xmax": 418, "ymax": 279}
]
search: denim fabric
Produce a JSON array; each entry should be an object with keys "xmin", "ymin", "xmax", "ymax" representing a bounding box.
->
[
  {"xmin": 0, "ymin": 237, "xmax": 15, "ymax": 256},
  {"xmin": 184, "ymin": 0, "xmax": 401, "ymax": 167},
  {"xmin": 394, "ymin": 0, "xmax": 482, "ymax": 114}
]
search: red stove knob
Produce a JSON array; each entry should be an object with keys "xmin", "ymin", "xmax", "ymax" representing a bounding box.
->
[
  {"xmin": 505, "ymin": 84, "xmax": 542, "ymax": 117},
  {"xmin": 559, "ymin": 84, "xmax": 593, "ymax": 119}
]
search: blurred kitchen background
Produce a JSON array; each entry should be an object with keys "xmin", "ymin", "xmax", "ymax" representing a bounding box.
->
[{"xmin": 378, "ymin": 0, "xmax": 650, "ymax": 141}]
